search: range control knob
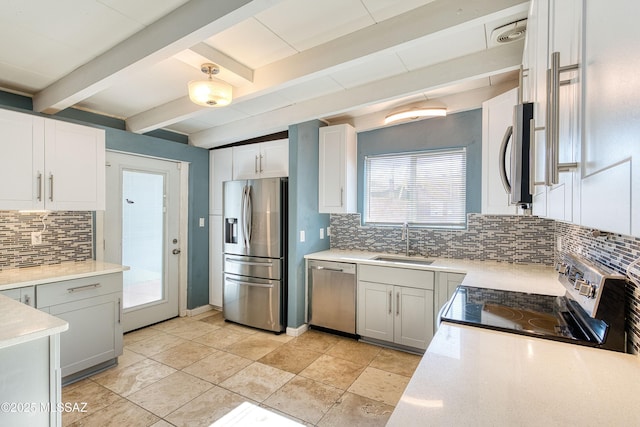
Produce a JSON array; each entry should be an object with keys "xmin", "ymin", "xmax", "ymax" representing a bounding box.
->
[
  {"xmin": 578, "ymin": 282, "xmax": 596, "ymax": 298},
  {"xmin": 557, "ymin": 263, "xmax": 569, "ymax": 275},
  {"xmin": 574, "ymin": 278, "xmax": 587, "ymax": 290}
]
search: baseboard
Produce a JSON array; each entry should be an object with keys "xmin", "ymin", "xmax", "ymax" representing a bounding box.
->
[
  {"xmin": 286, "ymin": 324, "xmax": 308, "ymax": 337},
  {"xmin": 185, "ymin": 305, "xmax": 215, "ymax": 317}
]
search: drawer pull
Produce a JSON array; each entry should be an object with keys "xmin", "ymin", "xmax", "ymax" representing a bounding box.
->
[{"xmin": 67, "ymin": 283, "xmax": 101, "ymax": 293}]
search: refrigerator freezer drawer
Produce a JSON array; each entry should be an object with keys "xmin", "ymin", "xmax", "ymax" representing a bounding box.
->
[
  {"xmin": 223, "ymin": 254, "xmax": 282, "ymax": 280},
  {"xmin": 223, "ymin": 273, "xmax": 284, "ymax": 333}
]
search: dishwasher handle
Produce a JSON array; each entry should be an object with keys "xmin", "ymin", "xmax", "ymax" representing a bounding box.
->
[{"xmin": 310, "ymin": 266, "xmax": 343, "ymax": 272}]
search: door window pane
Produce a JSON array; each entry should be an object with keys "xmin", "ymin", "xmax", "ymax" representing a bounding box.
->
[{"xmin": 122, "ymin": 170, "xmax": 165, "ymax": 309}]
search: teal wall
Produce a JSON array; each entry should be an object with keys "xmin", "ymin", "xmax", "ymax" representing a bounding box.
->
[
  {"xmin": 287, "ymin": 120, "xmax": 330, "ymax": 328},
  {"xmin": 357, "ymin": 109, "xmax": 482, "ymax": 216},
  {"xmin": 0, "ymin": 92, "xmax": 210, "ymax": 309}
]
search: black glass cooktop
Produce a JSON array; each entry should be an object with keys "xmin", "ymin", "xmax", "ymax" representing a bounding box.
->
[{"xmin": 440, "ymin": 286, "xmax": 605, "ymax": 346}]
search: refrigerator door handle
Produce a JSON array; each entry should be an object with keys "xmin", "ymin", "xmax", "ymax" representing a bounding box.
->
[
  {"xmin": 240, "ymin": 185, "xmax": 247, "ymax": 248},
  {"xmin": 226, "ymin": 277, "xmax": 274, "ymax": 289},
  {"xmin": 246, "ymin": 185, "xmax": 253, "ymax": 246},
  {"xmin": 225, "ymin": 257, "xmax": 274, "ymax": 267}
]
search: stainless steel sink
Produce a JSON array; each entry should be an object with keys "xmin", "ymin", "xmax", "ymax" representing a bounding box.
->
[{"xmin": 372, "ymin": 255, "xmax": 434, "ymax": 266}]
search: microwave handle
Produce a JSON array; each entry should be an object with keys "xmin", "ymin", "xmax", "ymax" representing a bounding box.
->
[{"xmin": 499, "ymin": 125, "xmax": 513, "ymax": 195}]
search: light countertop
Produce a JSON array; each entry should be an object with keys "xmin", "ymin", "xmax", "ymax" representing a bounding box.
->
[
  {"xmin": 0, "ymin": 260, "xmax": 129, "ymax": 291},
  {"xmin": 388, "ymin": 323, "xmax": 640, "ymax": 426},
  {"xmin": 305, "ymin": 249, "xmax": 565, "ymax": 296},
  {"xmin": 0, "ymin": 295, "xmax": 68, "ymax": 350}
]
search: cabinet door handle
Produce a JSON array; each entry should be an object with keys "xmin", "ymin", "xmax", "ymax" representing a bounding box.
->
[
  {"xmin": 23, "ymin": 294, "xmax": 31, "ymax": 306},
  {"xmin": 49, "ymin": 173, "xmax": 54, "ymax": 202},
  {"xmin": 255, "ymin": 155, "xmax": 258, "ymax": 173},
  {"xmin": 388, "ymin": 290, "xmax": 392, "ymax": 315},
  {"xmin": 396, "ymin": 291, "xmax": 400, "ymax": 316},
  {"xmin": 67, "ymin": 283, "xmax": 101, "ymax": 293},
  {"xmin": 37, "ymin": 173, "xmax": 43, "ymax": 202},
  {"xmin": 340, "ymin": 188, "xmax": 344, "ymax": 207},
  {"xmin": 118, "ymin": 297, "xmax": 122, "ymax": 324},
  {"xmin": 259, "ymin": 154, "xmax": 263, "ymax": 172}
]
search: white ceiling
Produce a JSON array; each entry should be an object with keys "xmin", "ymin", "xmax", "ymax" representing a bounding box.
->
[{"xmin": 0, "ymin": 0, "xmax": 529, "ymax": 148}]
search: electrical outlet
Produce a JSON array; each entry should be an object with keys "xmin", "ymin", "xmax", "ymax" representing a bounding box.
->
[
  {"xmin": 557, "ymin": 235, "xmax": 563, "ymax": 252},
  {"xmin": 326, "ymin": 226, "xmax": 331, "ymax": 237},
  {"xmin": 31, "ymin": 231, "xmax": 42, "ymax": 245}
]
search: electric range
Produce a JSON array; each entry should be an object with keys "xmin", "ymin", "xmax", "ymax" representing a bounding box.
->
[{"xmin": 440, "ymin": 253, "xmax": 627, "ymax": 352}]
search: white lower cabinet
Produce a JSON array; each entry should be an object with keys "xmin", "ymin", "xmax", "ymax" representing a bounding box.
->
[
  {"xmin": 0, "ymin": 286, "xmax": 35, "ymax": 307},
  {"xmin": 36, "ymin": 273, "xmax": 123, "ymax": 383},
  {"xmin": 434, "ymin": 272, "xmax": 465, "ymax": 329},
  {"xmin": 357, "ymin": 265, "xmax": 434, "ymax": 351}
]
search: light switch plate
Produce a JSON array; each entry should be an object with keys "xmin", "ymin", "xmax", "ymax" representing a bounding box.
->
[
  {"xmin": 300, "ymin": 230, "xmax": 305, "ymax": 242},
  {"xmin": 199, "ymin": 217, "xmax": 205, "ymax": 227},
  {"xmin": 320, "ymin": 228, "xmax": 324, "ymax": 239}
]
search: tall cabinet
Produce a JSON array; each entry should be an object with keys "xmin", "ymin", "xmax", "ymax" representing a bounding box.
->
[
  {"xmin": 209, "ymin": 148, "xmax": 232, "ymax": 308},
  {"xmin": 318, "ymin": 124, "xmax": 357, "ymax": 213}
]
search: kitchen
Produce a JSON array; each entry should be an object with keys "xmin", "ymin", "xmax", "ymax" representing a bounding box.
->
[{"xmin": 0, "ymin": 0, "xmax": 639, "ymax": 426}]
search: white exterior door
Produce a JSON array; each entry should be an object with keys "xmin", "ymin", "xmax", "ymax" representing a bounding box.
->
[{"xmin": 104, "ymin": 152, "xmax": 181, "ymax": 332}]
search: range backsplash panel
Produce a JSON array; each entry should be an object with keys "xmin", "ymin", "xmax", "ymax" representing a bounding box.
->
[
  {"xmin": 556, "ymin": 222, "xmax": 640, "ymax": 355},
  {"xmin": 0, "ymin": 211, "xmax": 93, "ymax": 269},
  {"xmin": 329, "ymin": 213, "xmax": 555, "ymax": 265}
]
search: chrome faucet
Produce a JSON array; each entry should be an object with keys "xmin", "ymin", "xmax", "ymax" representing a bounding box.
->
[{"xmin": 401, "ymin": 222, "xmax": 409, "ymax": 256}]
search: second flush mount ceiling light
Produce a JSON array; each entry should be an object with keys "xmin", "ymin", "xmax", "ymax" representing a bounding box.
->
[{"xmin": 188, "ymin": 63, "xmax": 233, "ymax": 107}]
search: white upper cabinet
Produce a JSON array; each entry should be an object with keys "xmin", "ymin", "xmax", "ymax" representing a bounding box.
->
[
  {"xmin": 318, "ymin": 124, "xmax": 356, "ymax": 213},
  {"xmin": 546, "ymin": 0, "xmax": 582, "ymax": 223},
  {"xmin": 210, "ymin": 147, "xmax": 233, "ymax": 215},
  {"xmin": 481, "ymin": 88, "xmax": 519, "ymax": 215},
  {"xmin": 0, "ymin": 109, "xmax": 105, "ymax": 211},
  {"xmin": 44, "ymin": 119, "xmax": 105, "ymax": 211},
  {"xmin": 232, "ymin": 139, "xmax": 288, "ymax": 180},
  {"xmin": 0, "ymin": 109, "xmax": 44, "ymax": 210},
  {"xmin": 580, "ymin": 1, "xmax": 639, "ymax": 237}
]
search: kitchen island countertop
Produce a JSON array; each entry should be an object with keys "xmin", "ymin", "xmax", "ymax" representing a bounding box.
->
[
  {"xmin": 0, "ymin": 260, "xmax": 129, "ymax": 291},
  {"xmin": 0, "ymin": 295, "xmax": 68, "ymax": 349}
]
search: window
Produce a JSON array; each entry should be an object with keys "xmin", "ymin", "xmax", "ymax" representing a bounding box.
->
[{"xmin": 364, "ymin": 148, "xmax": 466, "ymax": 227}]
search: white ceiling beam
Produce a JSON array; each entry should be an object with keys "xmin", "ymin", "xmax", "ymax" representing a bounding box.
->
[
  {"xmin": 125, "ymin": 0, "xmax": 529, "ymax": 133},
  {"xmin": 189, "ymin": 41, "xmax": 524, "ymax": 148},
  {"xmin": 189, "ymin": 43, "xmax": 254, "ymax": 83},
  {"xmin": 32, "ymin": 0, "xmax": 281, "ymax": 114}
]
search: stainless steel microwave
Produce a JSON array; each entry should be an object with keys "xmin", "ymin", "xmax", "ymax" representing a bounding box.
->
[{"xmin": 499, "ymin": 102, "xmax": 533, "ymax": 207}]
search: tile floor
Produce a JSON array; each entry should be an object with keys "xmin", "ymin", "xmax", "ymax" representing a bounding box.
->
[{"xmin": 62, "ymin": 310, "xmax": 422, "ymax": 426}]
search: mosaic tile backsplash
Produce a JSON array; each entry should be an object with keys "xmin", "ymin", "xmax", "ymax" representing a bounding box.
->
[
  {"xmin": 0, "ymin": 211, "xmax": 93, "ymax": 269},
  {"xmin": 329, "ymin": 213, "xmax": 556, "ymax": 265},
  {"xmin": 330, "ymin": 213, "xmax": 640, "ymax": 354}
]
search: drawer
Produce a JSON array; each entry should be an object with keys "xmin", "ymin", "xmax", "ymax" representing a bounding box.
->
[
  {"xmin": 36, "ymin": 273, "xmax": 122, "ymax": 308},
  {"xmin": 359, "ymin": 264, "xmax": 434, "ymax": 290}
]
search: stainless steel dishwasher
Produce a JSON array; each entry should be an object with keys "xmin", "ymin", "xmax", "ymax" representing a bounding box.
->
[{"xmin": 308, "ymin": 259, "xmax": 357, "ymax": 334}]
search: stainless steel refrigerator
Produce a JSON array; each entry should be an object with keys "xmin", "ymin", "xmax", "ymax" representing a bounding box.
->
[{"xmin": 222, "ymin": 177, "xmax": 287, "ymax": 333}]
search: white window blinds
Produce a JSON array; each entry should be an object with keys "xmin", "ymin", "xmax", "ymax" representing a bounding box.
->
[{"xmin": 364, "ymin": 148, "xmax": 467, "ymax": 227}]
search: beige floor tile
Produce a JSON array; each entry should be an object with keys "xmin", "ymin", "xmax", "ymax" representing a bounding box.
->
[
  {"xmin": 286, "ymin": 330, "xmax": 342, "ymax": 353},
  {"xmin": 258, "ymin": 404, "xmax": 314, "ymax": 427},
  {"xmin": 163, "ymin": 319, "xmax": 221, "ymax": 340},
  {"xmin": 123, "ymin": 327, "xmax": 164, "ymax": 345},
  {"xmin": 369, "ymin": 348, "xmax": 421, "ymax": 377},
  {"xmin": 299, "ymin": 354, "xmax": 364, "ymax": 390},
  {"xmin": 222, "ymin": 322, "xmax": 260, "ymax": 335},
  {"xmin": 127, "ymin": 371, "xmax": 213, "ymax": 417},
  {"xmin": 150, "ymin": 420, "xmax": 175, "ymax": 427},
  {"xmin": 317, "ymin": 392, "xmax": 394, "ymax": 427},
  {"xmin": 126, "ymin": 332, "xmax": 187, "ymax": 357},
  {"xmin": 197, "ymin": 311, "xmax": 227, "ymax": 327},
  {"xmin": 193, "ymin": 327, "xmax": 252, "ymax": 350},
  {"xmin": 326, "ymin": 339, "xmax": 381, "ymax": 366},
  {"xmin": 68, "ymin": 399, "xmax": 159, "ymax": 427},
  {"xmin": 183, "ymin": 351, "xmax": 252, "ymax": 384},
  {"xmin": 190, "ymin": 309, "xmax": 222, "ymax": 321},
  {"xmin": 148, "ymin": 316, "xmax": 194, "ymax": 332},
  {"xmin": 224, "ymin": 334, "xmax": 284, "ymax": 360},
  {"xmin": 117, "ymin": 348, "xmax": 147, "ymax": 369},
  {"xmin": 258, "ymin": 344, "xmax": 322, "ymax": 374},
  {"xmin": 347, "ymin": 367, "xmax": 409, "ymax": 406},
  {"xmin": 220, "ymin": 362, "xmax": 295, "ymax": 402},
  {"xmin": 91, "ymin": 358, "xmax": 176, "ymax": 397},
  {"xmin": 164, "ymin": 386, "xmax": 251, "ymax": 427},
  {"xmin": 62, "ymin": 380, "xmax": 123, "ymax": 425},
  {"xmin": 253, "ymin": 329, "xmax": 295, "ymax": 343},
  {"xmin": 263, "ymin": 376, "xmax": 343, "ymax": 425},
  {"xmin": 150, "ymin": 340, "xmax": 216, "ymax": 369}
]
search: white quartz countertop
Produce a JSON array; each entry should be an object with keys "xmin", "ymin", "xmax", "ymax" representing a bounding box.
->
[
  {"xmin": 305, "ymin": 250, "xmax": 565, "ymax": 296},
  {"xmin": 0, "ymin": 295, "xmax": 68, "ymax": 350},
  {"xmin": 0, "ymin": 260, "xmax": 129, "ymax": 291},
  {"xmin": 388, "ymin": 323, "xmax": 640, "ymax": 426}
]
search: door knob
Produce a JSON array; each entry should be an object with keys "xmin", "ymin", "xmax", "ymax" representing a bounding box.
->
[{"xmin": 172, "ymin": 249, "xmax": 181, "ymax": 255}]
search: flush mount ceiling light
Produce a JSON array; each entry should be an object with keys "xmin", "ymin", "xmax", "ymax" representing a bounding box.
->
[
  {"xmin": 384, "ymin": 107, "xmax": 447, "ymax": 125},
  {"xmin": 188, "ymin": 63, "xmax": 232, "ymax": 107}
]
